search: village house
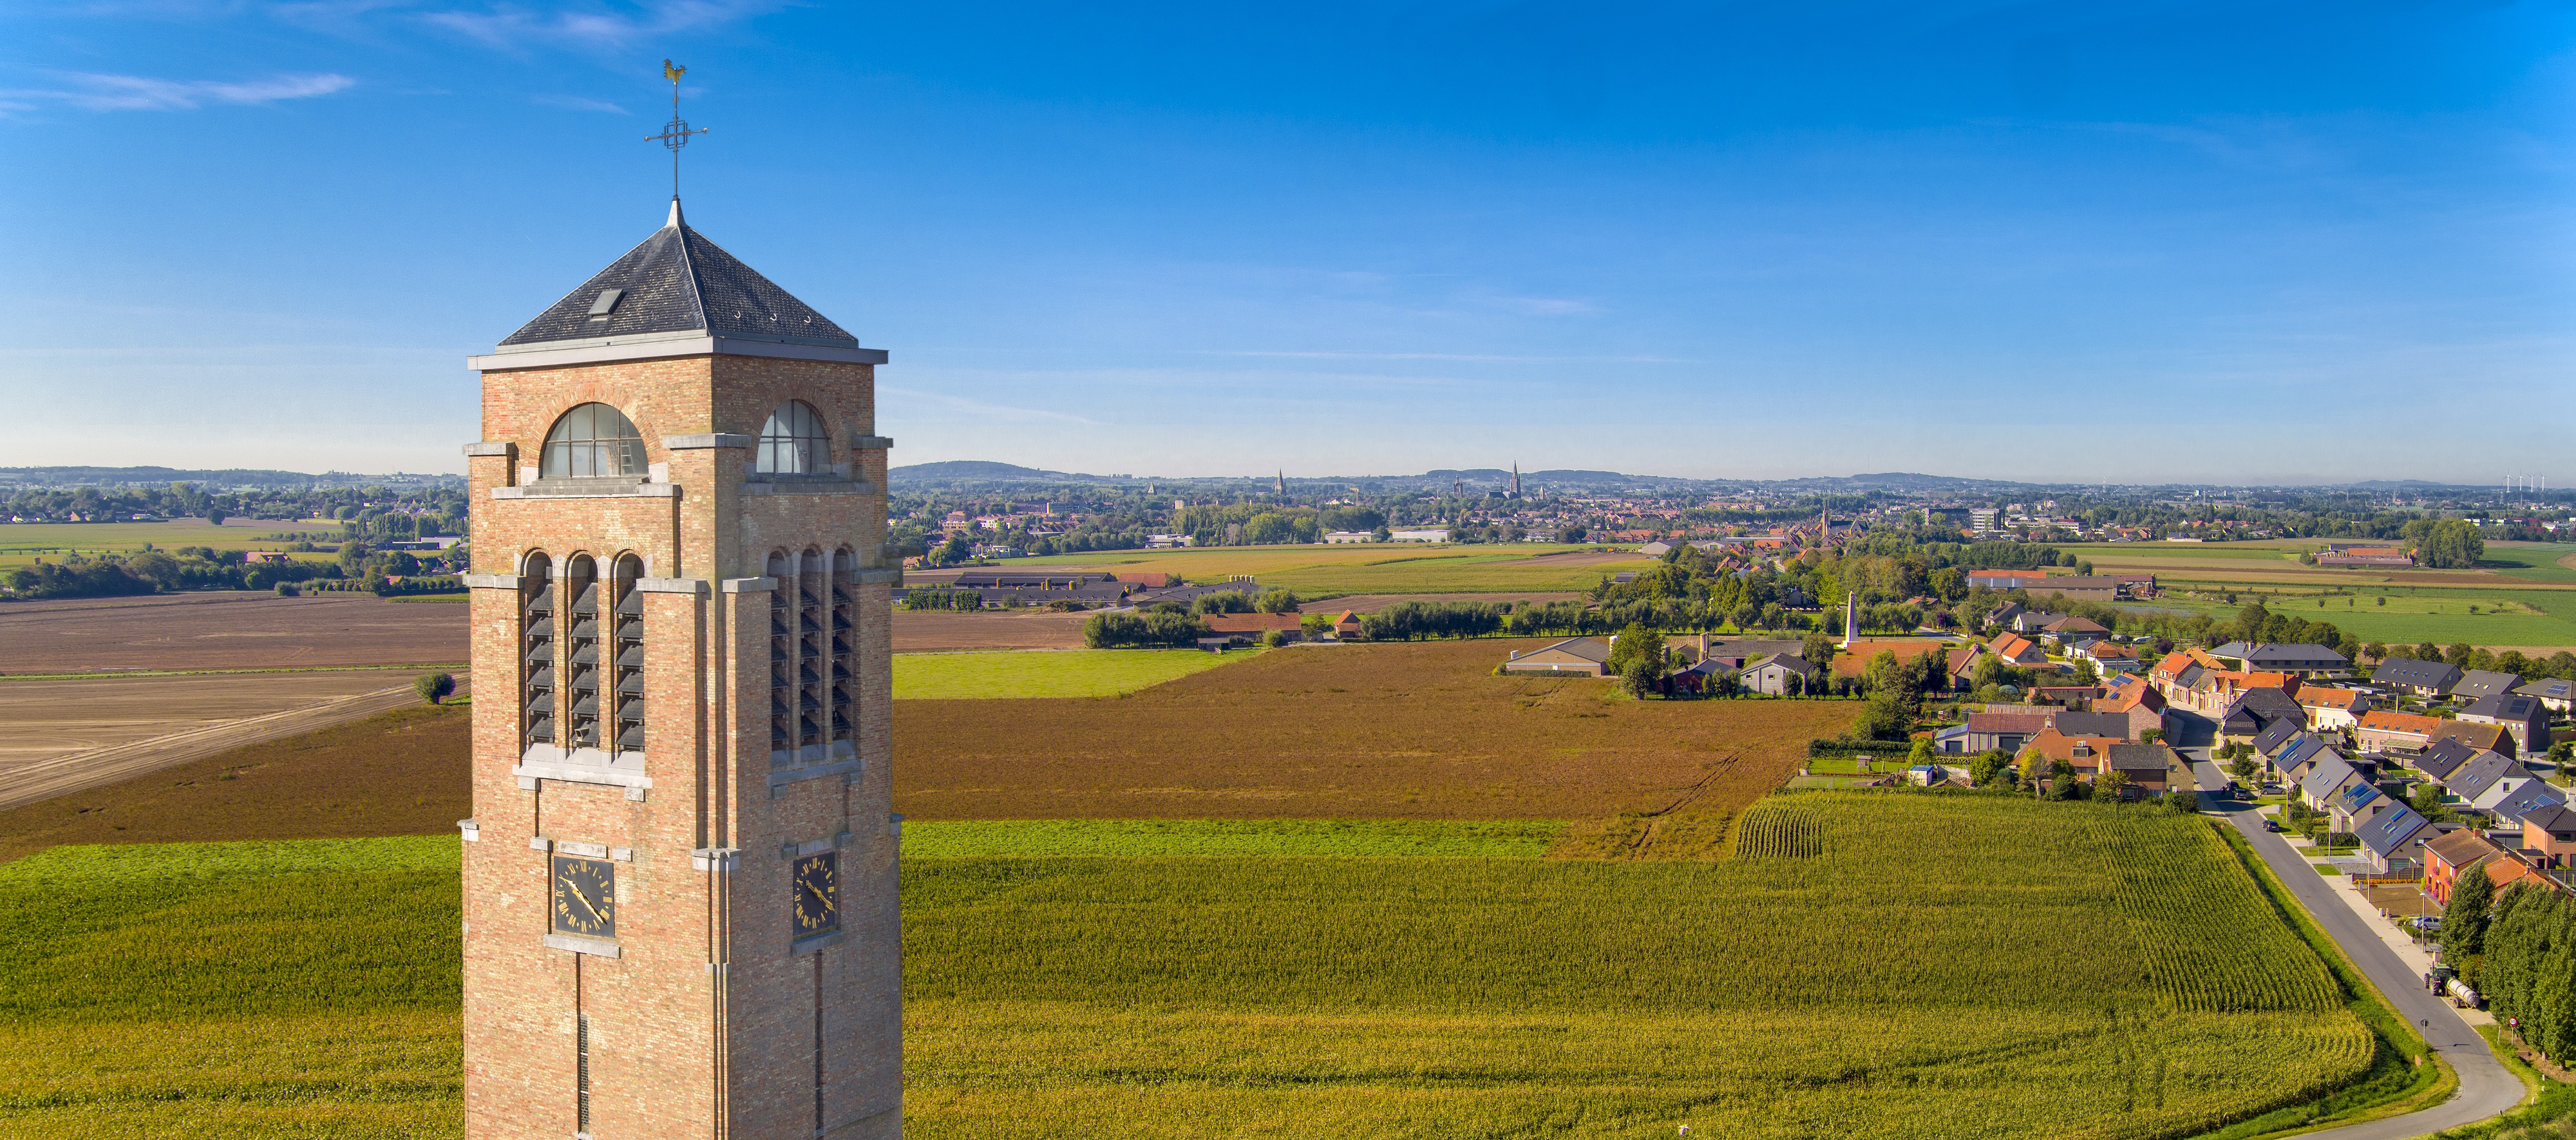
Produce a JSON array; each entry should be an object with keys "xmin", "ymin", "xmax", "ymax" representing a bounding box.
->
[
  {"xmin": 2220, "ymin": 687, "xmax": 2306, "ymax": 743},
  {"xmin": 1503, "ymin": 638, "xmax": 1611, "ymax": 676},
  {"xmin": 2329, "ymin": 780, "xmax": 2393, "ymax": 835},
  {"xmin": 2522, "ymin": 803, "xmax": 2576, "ymax": 869},
  {"xmin": 2518, "ymin": 678, "xmax": 2576, "ymax": 714},
  {"xmin": 2490, "ymin": 780, "xmax": 2568, "ymax": 830},
  {"xmin": 1989, "ymin": 633, "xmax": 2049, "ymax": 669},
  {"xmin": 2023, "ymin": 728, "xmax": 2129, "ymax": 775},
  {"xmin": 2072, "ymin": 641, "xmax": 2140, "ymax": 674},
  {"xmin": 2295, "ymin": 685, "xmax": 2372, "ymax": 732},
  {"xmin": 2300, "ymin": 755, "xmax": 2371, "ymax": 812},
  {"xmin": 2459, "ymin": 693, "xmax": 2552, "ymax": 757},
  {"xmin": 2372, "ymin": 658, "xmax": 2463, "ymax": 698},
  {"xmin": 2104, "ymin": 743, "xmax": 2180, "ymax": 795},
  {"xmin": 2265, "ymin": 733, "xmax": 2340, "ymax": 785},
  {"xmin": 1330, "ymin": 610, "xmax": 1363, "ymax": 640},
  {"xmin": 2038, "ymin": 615, "xmax": 2110, "ymax": 647},
  {"xmin": 2454, "ymin": 670, "xmax": 2526, "ymax": 703},
  {"xmin": 2425, "ymin": 830, "xmax": 2506, "ymax": 906},
  {"xmin": 2355, "ymin": 709, "xmax": 2445, "ymax": 753},
  {"xmin": 2410, "ymin": 738, "xmax": 2488, "ymax": 785},
  {"xmin": 2358, "ymin": 806, "xmax": 2436, "ymax": 875},
  {"xmin": 2439, "ymin": 749, "xmax": 2536, "ymax": 813},
  {"xmin": 1964, "ymin": 711, "xmax": 2052, "ymax": 754},
  {"xmin": 2431, "ymin": 720, "xmax": 2514, "ymax": 755}
]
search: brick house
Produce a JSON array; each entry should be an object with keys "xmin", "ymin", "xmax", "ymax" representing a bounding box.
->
[
  {"xmin": 2459, "ymin": 693, "xmax": 2552, "ymax": 758},
  {"xmin": 2523, "ymin": 803, "xmax": 2576, "ymax": 869}
]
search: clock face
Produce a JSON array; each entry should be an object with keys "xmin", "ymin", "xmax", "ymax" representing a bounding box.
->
[
  {"xmin": 793, "ymin": 851, "xmax": 839, "ymax": 936},
  {"xmin": 552, "ymin": 856, "xmax": 616, "ymax": 938}
]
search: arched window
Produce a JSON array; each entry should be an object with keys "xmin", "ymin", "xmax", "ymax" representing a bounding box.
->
[
  {"xmin": 542, "ymin": 403, "xmax": 647, "ymax": 479},
  {"xmin": 757, "ymin": 401, "xmax": 829, "ymax": 475}
]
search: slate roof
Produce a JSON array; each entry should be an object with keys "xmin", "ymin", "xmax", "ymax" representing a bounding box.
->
[
  {"xmin": 2454, "ymin": 670, "xmax": 2525, "ymax": 702},
  {"xmin": 2302, "ymin": 756, "xmax": 2362, "ymax": 801},
  {"xmin": 2520, "ymin": 679, "xmax": 2576, "ymax": 703},
  {"xmin": 2251, "ymin": 721, "xmax": 2305, "ymax": 757},
  {"xmin": 2522, "ymin": 801, "xmax": 2576, "ymax": 836},
  {"xmin": 2492, "ymin": 782, "xmax": 2568, "ymax": 827},
  {"xmin": 2414, "ymin": 739, "xmax": 2483, "ymax": 782},
  {"xmin": 2047, "ymin": 710, "xmax": 2133, "ymax": 740},
  {"xmin": 2237, "ymin": 643, "xmax": 2350, "ymax": 668},
  {"xmin": 2442, "ymin": 750, "xmax": 2524, "ymax": 801},
  {"xmin": 2275, "ymin": 737, "xmax": 2338, "ymax": 779},
  {"xmin": 2106, "ymin": 743, "xmax": 2176, "ymax": 774},
  {"xmin": 498, "ymin": 201, "xmax": 858, "ymax": 350},
  {"xmin": 2374, "ymin": 659, "xmax": 2463, "ymax": 692},
  {"xmin": 2357, "ymin": 806, "xmax": 2432, "ymax": 859},
  {"xmin": 2333, "ymin": 780, "xmax": 2384, "ymax": 815},
  {"xmin": 2463, "ymin": 694, "xmax": 2544, "ymax": 723},
  {"xmin": 1522, "ymin": 636, "xmax": 1610, "ymax": 663},
  {"xmin": 1967, "ymin": 712, "xmax": 2052, "ymax": 734},
  {"xmin": 2228, "ymin": 687, "xmax": 2305, "ymax": 728}
]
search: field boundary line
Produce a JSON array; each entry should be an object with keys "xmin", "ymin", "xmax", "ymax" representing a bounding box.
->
[
  {"xmin": 0, "ymin": 663, "xmax": 466, "ymax": 683},
  {"xmin": 0, "ymin": 684, "xmax": 444, "ymax": 812}
]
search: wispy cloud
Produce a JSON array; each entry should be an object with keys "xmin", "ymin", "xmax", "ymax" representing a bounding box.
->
[
  {"xmin": 533, "ymin": 93, "xmax": 627, "ymax": 113},
  {"xmin": 0, "ymin": 71, "xmax": 354, "ymax": 111},
  {"xmin": 1492, "ymin": 296, "xmax": 1598, "ymax": 316},
  {"xmin": 879, "ymin": 385, "xmax": 1100, "ymax": 426},
  {"xmin": 423, "ymin": 0, "xmax": 788, "ymax": 48},
  {"xmin": 1208, "ymin": 350, "xmax": 1696, "ymax": 364}
]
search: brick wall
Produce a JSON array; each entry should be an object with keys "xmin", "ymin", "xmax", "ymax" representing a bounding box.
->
[{"xmin": 466, "ymin": 350, "xmax": 898, "ymax": 1139}]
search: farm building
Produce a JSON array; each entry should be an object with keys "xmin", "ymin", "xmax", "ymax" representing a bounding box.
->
[
  {"xmin": 1963, "ymin": 711, "xmax": 2050, "ymax": 754},
  {"xmin": 2372, "ymin": 658, "xmax": 2463, "ymax": 698},
  {"xmin": 2459, "ymin": 693, "xmax": 2551, "ymax": 757},
  {"xmin": 1198, "ymin": 613, "xmax": 1303, "ymax": 647},
  {"xmin": 1504, "ymin": 638, "xmax": 1611, "ymax": 676},
  {"xmin": 2208, "ymin": 642, "xmax": 2351, "ymax": 676},
  {"xmin": 1739, "ymin": 654, "xmax": 1817, "ymax": 696}
]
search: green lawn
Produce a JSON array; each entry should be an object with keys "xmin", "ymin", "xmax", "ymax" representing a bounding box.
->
[
  {"xmin": 2126, "ymin": 585, "xmax": 2576, "ymax": 646},
  {"xmin": 0, "ymin": 519, "xmax": 345, "ymax": 569},
  {"xmin": 893, "ymin": 648, "xmax": 1253, "ymax": 699},
  {"xmin": 0, "ymin": 800, "xmax": 2400, "ymax": 1140}
]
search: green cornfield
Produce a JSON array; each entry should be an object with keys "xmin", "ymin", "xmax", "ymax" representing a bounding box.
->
[{"xmin": 904, "ymin": 794, "xmax": 2377, "ymax": 1139}]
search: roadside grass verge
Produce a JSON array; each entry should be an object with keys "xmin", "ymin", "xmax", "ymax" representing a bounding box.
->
[
  {"xmin": 893, "ymin": 648, "xmax": 1251, "ymax": 699},
  {"xmin": 2206, "ymin": 823, "xmax": 2456, "ymax": 1139}
]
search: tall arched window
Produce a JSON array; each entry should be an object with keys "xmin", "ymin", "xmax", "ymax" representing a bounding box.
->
[
  {"xmin": 542, "ymin": 403, "xmax": 647, "ymax": 479},
  {"xmin": 756, "ymin": 401, "xmax": 829, "ymax": 475}
]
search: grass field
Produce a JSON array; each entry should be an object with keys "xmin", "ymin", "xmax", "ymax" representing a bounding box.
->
[
  {"xmin": 1003, "ymin": 544, "xmax": 1658, "ymax": 598},
  {"xmin": 893, "ymin": 648, "xmax": 1251, "ymax": 699},
  {"xmin": 0, "ymin": 836, "xmax": 462, "ymax": 1139},
  {"xmin": 893, "ymin": 639, "xmax": 1856, "ymax": 822},
  {"xmin": 0, "ymin": 518, "xmax": 343, "ymax": 569},
  {"xmin": 2125, "ymin": 585, "xmax": 2576, "ymax": 647},
  {"xmin": 0, "ymin": 797, "xmax": 2386, "ymax": 1139}
]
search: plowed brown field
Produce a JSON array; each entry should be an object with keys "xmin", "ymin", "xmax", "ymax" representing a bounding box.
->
[
  {"xmin": 0, "ymin": 593, "xmax": 467, "ymax": 673},
  {"xmin": 893, "ymin": 640, "xmax": 1853, "ymax": 821}
]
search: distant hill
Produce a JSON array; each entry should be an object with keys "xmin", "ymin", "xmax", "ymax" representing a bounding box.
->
[
  {"xmin": 0, "ymin": 466, "xmax": 465, "ymax": 490},
  {"xmin": 887, "ymin": 461, "xmax": 1114, "ymax": 485}
]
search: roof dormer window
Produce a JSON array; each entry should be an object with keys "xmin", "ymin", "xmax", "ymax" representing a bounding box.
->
[{"xmin": 587, "ymin": 289, "xmax": 624, "ymax": 321}]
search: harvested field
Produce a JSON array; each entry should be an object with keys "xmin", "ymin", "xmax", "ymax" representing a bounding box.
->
[
  {"xmin": 0, "ymin": 671, "xmax": 417, "ymax": 773},
  {"xmin": 1001, "ymin": 545, "xmax": 1656, "ymax": 597},
  {"xmin": 0, "ymin": 593, "xmax": 466, "ymax": 673},
  {"xmin": 894, "ymin": 609, "xmax": 1090, "ymax": 652},
  {"xmin": 895, "ymin": 648, "xmax": 1249, "ymax": 699},
  {"xmin": 1296, "ymin": 591, "xmax": 1584, "ymax": 614},
  {"xmin": 0, "ymin": 704, "xmax": 471, "ymax": 864},
  {"xmin": 893, "ymin": 639, "xmax": 1854, "ymax": 822}
]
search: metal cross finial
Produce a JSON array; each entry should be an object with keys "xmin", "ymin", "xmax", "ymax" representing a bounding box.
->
[{"xmin": 647, "ymin": 59, "xmax": 710, "ymax": 199}]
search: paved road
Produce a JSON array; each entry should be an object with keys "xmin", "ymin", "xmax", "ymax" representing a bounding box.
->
[
  {"xmin": 2192, "ymin": 755, "xmax": 2526, "ymax": 1139},
  {"xmin": 0, "ymin": 683, "xmax": 433, "ymax": 811}
]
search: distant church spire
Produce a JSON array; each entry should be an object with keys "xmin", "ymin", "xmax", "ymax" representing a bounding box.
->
[
  {"xmin": 1511, "ymin": 462, "xmax": 1520, "ymax": 498},
  {"xmin": 1276, "ymin": 469, "xmax": 1286, "ymax": 496}
]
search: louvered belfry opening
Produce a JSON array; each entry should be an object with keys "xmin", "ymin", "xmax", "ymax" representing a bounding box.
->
[
  {"xmin": 564, "ymin": 555, "xmax": 602, "ymax": 750},
  {"xmin": 798, "ymin": 549, "xmax": 826, "ymax": 753},
  {"xmin": 832, "ymin": 549, "xmax": 857, "ymax": 743},
  {"xmin": 521, "ymin": 553, "xmax": 556, "ymax": 749},
  {"xmin": 611, "ymin": 554, "xmax": 645, "ymax": 755},
  {"xmin": 769, "ymin": 551, "xmax": 793, "ymax": 756}
]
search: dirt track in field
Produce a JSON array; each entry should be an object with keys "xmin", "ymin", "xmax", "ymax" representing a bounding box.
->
[
  {"xmin": 0, "ymin": 672, "xmax": 421, "ymax": 775},
  {"xmin": 894, "ymin": 640, "xmax": 1853, "ymax": 821},
  {"xmin": 0, "ymin": 593, "xmax": 467, "ymax": 673}
]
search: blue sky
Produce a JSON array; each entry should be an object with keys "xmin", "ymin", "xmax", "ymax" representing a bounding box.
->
[{"xmin": 3, "ymin": 1, "xmax": 2572, "ymax": 484}]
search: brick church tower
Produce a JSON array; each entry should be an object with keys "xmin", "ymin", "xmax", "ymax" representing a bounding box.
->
[{"xmin": 457, "ymin": 197, "xmax": 900, "ymax": 1139}]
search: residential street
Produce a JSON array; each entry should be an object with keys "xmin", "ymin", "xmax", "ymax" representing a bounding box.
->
[{"xmin": 2191, "ymin": 755, "xmax": 2526, "ymax": 1139}]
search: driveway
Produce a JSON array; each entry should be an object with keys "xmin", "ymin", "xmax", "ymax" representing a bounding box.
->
[{"xmin": 2192, "ymin": 758, "xmax": 2526, "ymax": 1139}]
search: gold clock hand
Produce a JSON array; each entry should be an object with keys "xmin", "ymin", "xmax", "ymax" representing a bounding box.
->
[{"xmin": 560, "ymin": 875, "xmax": 609, "ymax": 924}]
